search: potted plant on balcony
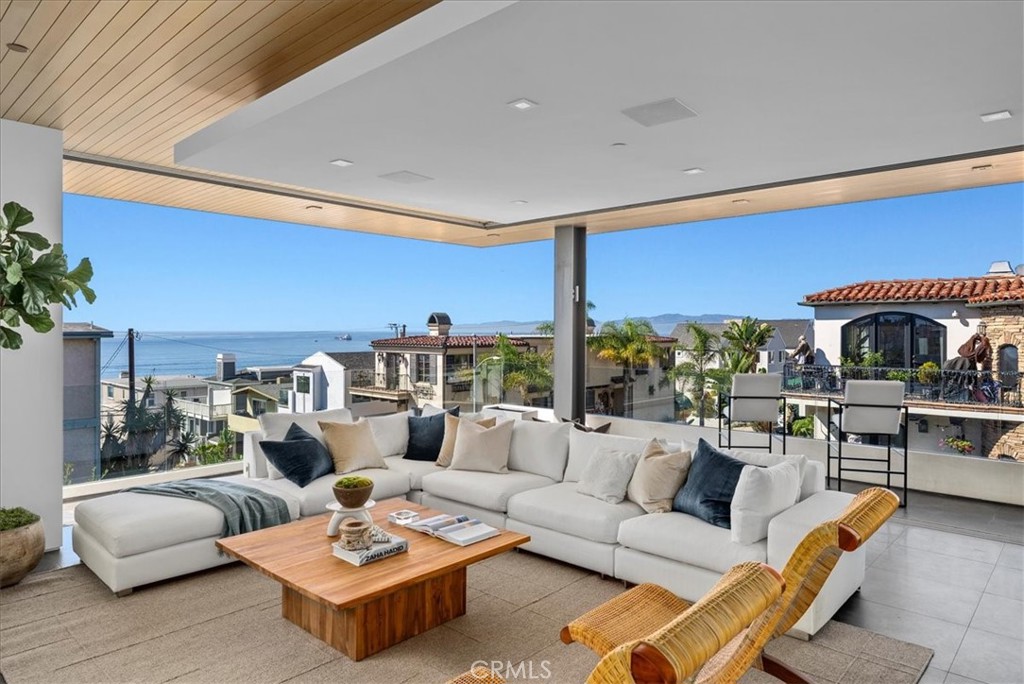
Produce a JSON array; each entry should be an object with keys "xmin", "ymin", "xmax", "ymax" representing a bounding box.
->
[
  {"xmin": 916, "ymin": 361, "xmax": 941, "ymax": 400},
  {"xmin": 0, "ymin": 201, "xmax": 95, "ymax": 349},
  {"xmin": 0, "ymin": 506, "xmax": 45, "ymax": 587},
  {"xmin": 333, "ymin": 476, "xmax": 374, "ymax": 509}
]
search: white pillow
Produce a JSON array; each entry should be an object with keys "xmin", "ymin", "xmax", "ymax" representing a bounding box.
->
[
  {"xmin": 577, "ymin": 447, "xmax": 642, "ymax": 504},
  {"xmin": 449, "ymin": 420, "xmax": 515, "ymax": 474},
  {"xmin": 508, "ymin": 421, "xmax": 571, "ymax": 480},
  {"xmin": 258, "ymin": 408, "xmax": 353, "ymax": 479},
  {"xmin": 366, "ymin": 410, "xmax": 412, "ymax": 457},
  {"xmin": 565, "ymin": 430, "xmax": 651, "ymax": 483},
  {"xmin": 420, "ymin": 404, "xmax": 448, "ymax": 416},
  {"xmin": 724, "ymin": 448, "xmax": 807, "ymax": 504},
  {"xmin": 730, "ymin": 461, "xmax": 801, "ymax": 544},
  {"xmin": 318, "ymin": 419, "xmax": 388, "ymax": 474}
]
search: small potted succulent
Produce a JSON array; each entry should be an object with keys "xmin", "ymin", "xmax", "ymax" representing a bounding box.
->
[
  {"xmin": 0, "ymin": 507, "xmax": 45, "ymax": 587},
  {"xmin": 333, "ymin": 475, "xmax": 374, "ymax": 509}
]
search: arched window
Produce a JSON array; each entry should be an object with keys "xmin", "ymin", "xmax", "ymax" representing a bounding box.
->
[
  {"xmin": 998, "ymin": 344, "xmax": 1019, "ymax": 390},
  {"xmin": 841, "ymin": 313, "xmax": 945, "ymax": 367}
]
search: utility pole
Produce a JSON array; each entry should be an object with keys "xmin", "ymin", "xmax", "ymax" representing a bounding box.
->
[{"xmin": 127, "ymin": 328, "xmax": 137, "ymax": 407}]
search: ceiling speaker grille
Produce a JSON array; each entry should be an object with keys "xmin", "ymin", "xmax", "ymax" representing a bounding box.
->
[{"xmin": 621, "ymin": 98, "xmax": 698, "ymax": 127}]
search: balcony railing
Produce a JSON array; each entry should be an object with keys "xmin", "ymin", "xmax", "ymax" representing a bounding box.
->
[
  {"xmin": 782, "ymin": 362, "xmax": 1022, "ymax": 409},
  {"xmin": 350, "ymin": 372, "xmax": 414, "ymax": 393}
]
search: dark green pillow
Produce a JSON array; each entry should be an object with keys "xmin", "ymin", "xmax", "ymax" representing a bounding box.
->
[
  {"xmin": 672, "ymin": 438, "xmax": 746, "ymax": 529},
  {"xmin": 404, "ymin": 407, "xmax": 459, "ymax": 461},
  {"xmin": 259, "ymin": 423, "xmax": 333, "ymax": 488}
]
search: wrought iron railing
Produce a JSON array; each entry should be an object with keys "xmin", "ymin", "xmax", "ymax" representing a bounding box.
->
[
  {"xmin": 782, "ymin": 362, "xmax": 1021, "ymax": 408},
  {"xmin": 350, "ymin": 371, "xmax": 413, "ymax": 392}
]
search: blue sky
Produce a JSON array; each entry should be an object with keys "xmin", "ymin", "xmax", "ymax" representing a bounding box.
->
[{"xmin": 63, "ymin": 183, "xmax": 1023, "ymax": 331}]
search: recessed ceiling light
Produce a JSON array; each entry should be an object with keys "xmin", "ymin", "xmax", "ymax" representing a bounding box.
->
[
  {"xmin": 5, "ymin": 43, "xmax": 28, "ymax": 53},
  {"xmin": 510, "ymin": 200, "xmax": 528, "ymax": 205},
  {"xmin": 681, "ymin": 167, "xmax": 705, "ymax": 175},
  {"xmin": 329, "ymin": 159, "xmax": 353, "ymax": 167},
  {"xmin": 508, "ymin": 98, "xmax": 538, "ymax": 110},
  {"xmin": 305, "ymin": 205, "xmax": 323, "ymax": 210},
  {"xmin": 732, "ymin": 199, "xmax": 750, "ymax": 205},
  {"xmin": 980, "ymin": 110, "xmax": 1012, "ymax": 123},
  {"xmin": 971, "ymin": 164, "xmax": 993, "ymax": 171}
]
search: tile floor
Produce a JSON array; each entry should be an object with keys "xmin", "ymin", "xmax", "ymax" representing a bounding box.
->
[{"xmin": 42, "ymin": 489, "xmax": 1024, "ymax": 684}]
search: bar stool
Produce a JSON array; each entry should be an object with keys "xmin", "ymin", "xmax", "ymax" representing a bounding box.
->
[{"xmin": 719, "ymin": 373, "xmax": 786, "ymax": 453}]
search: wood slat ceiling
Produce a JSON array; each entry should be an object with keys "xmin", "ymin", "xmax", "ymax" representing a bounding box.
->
[{"xmin": 2, "ymin": 1, "xmax": 1022, "ymax": 247}]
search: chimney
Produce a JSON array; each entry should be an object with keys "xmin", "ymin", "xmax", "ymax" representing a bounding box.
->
[
  {"xmin": 987, "ymin": 260, "xmax": 1013, "ymax": 276},
  {"xmin": 426, "ymin": 312, "xmax": 452, "ymax": 337},
  {"xmin": 216, "ymin": 353, "xmax": 236, "ymax": 381},
  {"xmin": 400, "ymin": 324, "xmax": 406, "ymax": 338},
  {"xmin": 1016, "ymin": 264, "xmax": 1024, "ymax": 276}
]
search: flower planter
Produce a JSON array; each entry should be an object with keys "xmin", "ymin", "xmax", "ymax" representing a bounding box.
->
[
  {"xmin": 333, "ymin": 483, "xmax": 374, "ymax": 509},
  {"xmin": 0, "ymin": 519, "xmax": 45, "ymax": 587}
]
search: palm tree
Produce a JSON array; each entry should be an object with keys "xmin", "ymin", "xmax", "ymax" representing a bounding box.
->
[
  {"xmin": 165, "ymin": 431, "xmax": 198, "ymax": 470},
  {"xmin": 721, "ymin": 317, "xmax": 775, "ymax": 373},
  {"xmin": 494, "ymin": 334, "xmax": 553, "ymax": 406},
  {"xmin": 587, "ymin": 317, "xmax": 666, "ymax": 417},
  {"xmin": 667, "ymin": 323, "xmax": 721, "ymax": 426}
]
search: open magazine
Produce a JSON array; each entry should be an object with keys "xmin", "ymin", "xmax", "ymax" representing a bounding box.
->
[{"xmin": 407, "ymin": 514, "xmax": 500, "ymax": 547}]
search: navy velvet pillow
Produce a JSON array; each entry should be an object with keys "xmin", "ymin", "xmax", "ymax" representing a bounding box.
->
[
  {"xmin": 672, "ymin": 438, "xmax": 746, "ymax": 529},
  {"xmin": 404, "ymin": 407, "xmax": 459, "ymax": 461},
  {"xmin": 259, "ymin": 423, "xmax": 333, "ymax": 488}
]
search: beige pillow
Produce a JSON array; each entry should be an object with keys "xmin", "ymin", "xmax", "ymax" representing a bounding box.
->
[
  {"xmin": 626, "ymin": 439, "xmax": 692, "ymax": 513},
  {"xmin": 318, "ymin": 419, "xmax": 388, "ymax": 474},
  {"xmin": 449, "ymin": 420, "xmax": 514, "ymax": 473},
  {"xmin": 437, "ymin": 414, "xmax": 497, "ymax": 467}
]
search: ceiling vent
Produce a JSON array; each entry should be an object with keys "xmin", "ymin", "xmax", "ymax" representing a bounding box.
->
[
  {"xmin": 379, "ymin": 170, "xmax": 434, "ymax": 184},
  {"xmin": 621, "ymin": 98, "xmax": 698, "ymax": 127},
  {"xmin": 987, "ymin": 260, "xmax": 1014, "ymax": 275}
]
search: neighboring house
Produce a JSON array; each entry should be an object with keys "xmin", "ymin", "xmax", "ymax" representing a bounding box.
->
[
  {"xmin": 227, "ymin": 384, "xmax": 287, "ymax": 434},
  {"xmin": 791, "ymin": 264, "xmax": 1023, "ymax": 459},
  {"xmin": 63, "ymin": 323, "xmax": 113, "ymax": 484},
  {"xmin": 758, "ymin": 319, "xmax": 814, "ymax": 373},
  {"xmin": 101, "ymin": 374, "xmax": 211, "ymax": 425},
  {"xmin": 201, "ymin": 353, "xmax": 292, "ymax": 439},
  {"xmin": 288, "ymin": 351, "xmax": 375, "ymax": 414}
]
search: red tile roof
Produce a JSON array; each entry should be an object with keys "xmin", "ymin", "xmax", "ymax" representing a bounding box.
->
[
  {"xmin": 370, "ymin": 335, "xmax": 529, "ymax": 349},
  {"xmin": 802, "ymin": 276, "xmax": 1023, "ymax": 306}
]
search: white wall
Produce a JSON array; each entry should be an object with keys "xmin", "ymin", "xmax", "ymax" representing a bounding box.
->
[{"xmin": 0, "ymin": 119, "xmax": 65, "ymax": 549}]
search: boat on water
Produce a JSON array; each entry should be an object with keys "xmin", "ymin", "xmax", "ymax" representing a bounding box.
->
[{"xmin": 336, "ymin": 333, "xmax": 352, "ymax": 340}]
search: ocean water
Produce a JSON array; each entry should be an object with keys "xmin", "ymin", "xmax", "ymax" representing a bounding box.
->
[{"xmin": 99, "ymin": 331, "xmax": 388, "ymax": 379}]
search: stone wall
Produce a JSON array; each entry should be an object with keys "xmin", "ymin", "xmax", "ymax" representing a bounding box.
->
[
  {"xmin": 982, "ymin": 303, "xmax": 1024, "ymax": 376},
  {"xmin": 982, "ymin": 420, "xmax": 1024, "ymax": 460}
]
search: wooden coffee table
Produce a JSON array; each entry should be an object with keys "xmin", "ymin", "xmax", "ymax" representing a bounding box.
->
[{"xmin": 216, "ymin": 498, "xmax": 530, "ymax": 660}]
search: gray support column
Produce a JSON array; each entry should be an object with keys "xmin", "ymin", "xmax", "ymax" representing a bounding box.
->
[{"xmin": 553, "ymin": 225, "xmax": 587, "ymax": 421}]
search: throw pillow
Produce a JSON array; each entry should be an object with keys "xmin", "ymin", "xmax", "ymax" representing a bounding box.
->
[
  {"xmin": 508, "ymin": 420, "xmax": 572, "ymax": 480},
  {"xmin": 366, "ymin": 410, "xmax": 412, "ymax": 457},
  {"xmin": 565, "ymin": 430, "xmax": 651, "ymax": 483},
  {"xmin": 437, "ymin": 414, "xmax": 497, "ymax": 467},
  {"xmin": 626, "ymin": 440, "xmax": 693, "ymax": 513},
  {"xmin": 318, "ymin": 419, "xmax": 388, "ymax": 474},
  {"xmin": 449, "ymin": 419, "xmax": 515, "ymax": 473},
  {"xmin": 576, "ymin": 447, "xmax": 642, "ymax": 504},
  {"xmin": 258, "ymin": 407, "xmax": 352, "ymax": 479},
  {"xmin": 672, "ymin": 439, "xmax": 746, "ymax": 529},
  {"xmin": 723, "ymin": 448, "xmax": 808, "ymax": 505},
  {"xmin": 559, "ymin": 417, "xmax": 611, "ymax": 433},
  {"xmin": 405, "ymin": 407, "xmax": 459, "ymax": 461},
  {"xmin": 730, "ymin": 460, "xmax": 801, "ymax": 544},
  {"xmin": 420, "ymin": 404, "xmax": 451, "ymax": 417},
  {"xmin": 258, "ymin": 423, "xmax": 333, "ymax": 488}
]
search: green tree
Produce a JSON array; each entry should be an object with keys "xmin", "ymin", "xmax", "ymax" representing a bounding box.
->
[
  {"xmin": 165, "ymin": 431, "xmax": 198, "ymax": 470},
  {"xmin": 0, "ymin": 202, "xmax": 95, "ymax": 349},
  {"xmin": 494, "ymin": 334, "xmax": 553, "ymax": 406},
  {"xmin": 587, "ymin": 317, "xmax": 666, "ymax": 417},
  {"xmin": 666, "ymin": 323, "xmax": 721, "ymax": 426},
  {"xmin": 721, "ymin": 317, "xmax": 775, "ymax": 373}
]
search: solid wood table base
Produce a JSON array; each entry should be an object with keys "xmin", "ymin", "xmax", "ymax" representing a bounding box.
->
[{"xmin": 281, "ymin": 566, "xmax": 467, "ymax": 660}]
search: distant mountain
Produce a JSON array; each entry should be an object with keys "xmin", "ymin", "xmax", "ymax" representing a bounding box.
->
[
  {"xmin": 626, "ymin": 313, "xmax": 740, "ymax": 325},
  {"xmin": 452, "ymin": 313, "xmax": 740, "ymax": 336}
]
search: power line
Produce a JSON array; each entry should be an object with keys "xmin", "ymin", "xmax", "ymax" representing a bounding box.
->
[
  {"xmin": 138, "ymin": 332, "xmax": 296, "ymax": 358},
  {"xmin": 100, "ymin": 334, "xmax": 129, "ymax": 375}
]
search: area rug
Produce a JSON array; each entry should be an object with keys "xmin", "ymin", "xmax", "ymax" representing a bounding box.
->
[{"xmin": 0, "ymin": 552, "xmax": 932, "ymax": 683}]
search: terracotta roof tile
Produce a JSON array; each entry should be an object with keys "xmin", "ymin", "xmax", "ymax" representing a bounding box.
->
[
  {"xmin": 370, "ymin": 335, "xmax": 529, "ymax": 349},
  {"xmin": 803, "ymin": 275, "xmax": 1023, "ymax": 306}
]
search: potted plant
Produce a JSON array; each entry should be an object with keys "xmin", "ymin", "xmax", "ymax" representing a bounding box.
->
[
  {"xmin": 333, "ymin": 475, "xmax": 374, "ymax": 509},
  {"xmin": 0, "ymin": 507, "xmax": 45, "ymax": 587},
  {"xmin": 0, "ymin": 201, "xmax": 95, "ymax": 349}
]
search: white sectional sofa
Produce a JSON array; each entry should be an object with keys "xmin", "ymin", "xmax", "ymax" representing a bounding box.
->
[{"xmin": 73, "ymin": 408, "xmax": 863, "ymax": 637}]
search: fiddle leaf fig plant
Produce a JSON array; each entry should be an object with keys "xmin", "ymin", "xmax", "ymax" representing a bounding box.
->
[{"xmin": 0, "ymin": 201, "xmax": 95, "ymax": 350}]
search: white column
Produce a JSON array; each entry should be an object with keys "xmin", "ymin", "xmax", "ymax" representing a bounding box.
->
[
  {"xmin": 553, "ymin": 225, "xmax": 587, "ymax": 421},
  {"xmin": 0, "ymin": 119, "xmax": 65, "ymax": 549}
]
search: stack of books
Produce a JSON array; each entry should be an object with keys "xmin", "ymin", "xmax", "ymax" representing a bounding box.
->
[{"xmin": 332, "ymin": 525, "xmax": 408, "ymax": 566}]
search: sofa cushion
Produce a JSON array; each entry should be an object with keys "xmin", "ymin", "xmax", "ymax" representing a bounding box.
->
[
  {"xmin": 449, "ymin": 419, "xmax": 514, "ymax": 473},
  {"xmin": 319, "ymin": 419, "xmax": 388, "ymax": 473},
  {"xmin": 723, "ymin": 447, "xmax": 808, "ymax": 505},
  {"xmin": 438, "ymin": 414, "xmax": 497, "ymax": 467},
  {"xmin": 577, "ymin": 448, "xmax": 641, "ymax": 504},
  {"xmin": 731, "ymin": 460, "xmax": 801, "ymax": 544},
  {"xmin": 421, "ymin": 470, "xmax": 554, "ymax": 513},
  {"xmin": 366, "ymin": 410, "xmax": 413, "ymax": 457},
  {"xmin": 508, "ymin": 420, "xmax": 571, "ymax": 481},
  {"xmin": 627, "ymin": 440, "xmax": 693, "ymax": 513},
  {"xmin": 406, "ymin": 408, "xmax": 458, "ymax": 461},
  {"xmin": 507, "ymin": 482, "xmax": 645, "ymax": 544},
  {"xmin": 259, "ymin": 468, "xmax": 410, "ymax": 517},
  {"xmin": 617, "ymin": 511, "xmax": 767, "ymax": 574},
  {"xmin": 384, "ymin": 456, "xmax": 440, "ymax": 489},
  {"xmin": 259, "ymin": 408, "xmax": 352, "ymax": 479},
  {"xmin": 73, "ymin": 475, "xmax": 301, "ymax": 557},
  {"xmin": 565, "ymin": 430, "xmax": 652, "ymax": 483},
  {"xmin": 259, "ymin": 423, "xmax": 333, "ymax": 488},
  {"xmin": 672, "ymin": 439, "xmax": 746, "ymax": 528}
]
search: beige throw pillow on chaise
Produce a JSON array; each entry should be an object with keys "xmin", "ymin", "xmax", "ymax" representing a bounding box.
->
[
  {"xmin": 627, "ymin": 439, "xmax": 693, "ymax": 513},
  {"xmin": 318, "ymin": 419, "xmax": 388, "ymax": 475},
  {"xmin": 448, "ymin": 419, "xmax": 514, "ymax": 473},
  {"xmin": 437, "ymin": 414, "xmax": 497, "ymax": 467}
]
